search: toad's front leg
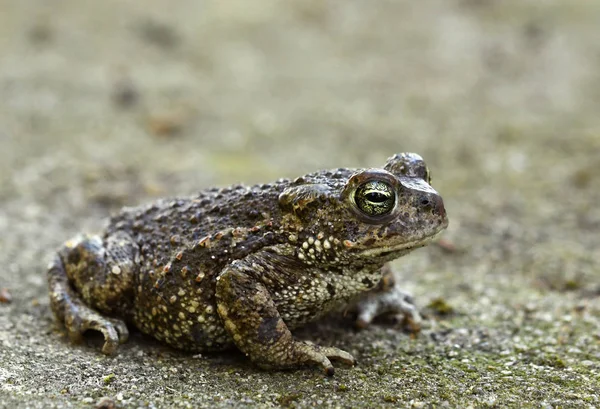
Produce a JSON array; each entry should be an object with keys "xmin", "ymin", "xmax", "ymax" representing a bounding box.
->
[
  {"xmin": 355, "ymin": 264, "xmax": 422, "ymax": 331},
  {"xmin": 215, "ymin": 252, "xmax": 355, "ymax": 375}
]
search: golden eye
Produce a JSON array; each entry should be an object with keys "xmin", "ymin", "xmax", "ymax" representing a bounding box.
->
[
  {"xmin": 425, "ymin": 167, "xmax": 432, "ymax": 185},
  {"xmin": 354, "ymin": 180, "xmax": 395, "ymax": 217}
]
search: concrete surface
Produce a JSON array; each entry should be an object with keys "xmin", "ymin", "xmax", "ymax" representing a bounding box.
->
[{"xmin": 1, "ymin": 0, "xmax": 599, "ymax": 408}]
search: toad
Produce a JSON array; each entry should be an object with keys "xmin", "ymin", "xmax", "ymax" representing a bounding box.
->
[{"xmin": 47, "ymin": 152, "xmax": 448, "ymax": 375}]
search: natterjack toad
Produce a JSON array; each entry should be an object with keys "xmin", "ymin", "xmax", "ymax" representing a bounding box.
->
[{"xmin": 47, "ymin": 153, "xmax": 448, "ymax": 375}]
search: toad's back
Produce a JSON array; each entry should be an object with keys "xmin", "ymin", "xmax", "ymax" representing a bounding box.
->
[{"xmin": 107, "ymin": 183, "xmax": 286, "ymax": 259}]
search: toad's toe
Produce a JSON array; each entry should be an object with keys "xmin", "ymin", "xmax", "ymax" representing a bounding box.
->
[{"xmin": 64, "ymin": 306, "xmax": 127, "ymax": 355}]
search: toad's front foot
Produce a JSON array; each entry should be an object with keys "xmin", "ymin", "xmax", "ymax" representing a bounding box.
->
[
  {"xmin": 355, "ymin": 265, "xmax": 422, "ymax": 332},
  {"xmin": 283, "ymin": 341, "xmax": 355, "ymax": 376}
]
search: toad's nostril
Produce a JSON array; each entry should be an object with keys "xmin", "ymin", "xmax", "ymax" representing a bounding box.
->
[{"xmin": 418, "ymin": 195, "xmax": 446, "ymax": 218}]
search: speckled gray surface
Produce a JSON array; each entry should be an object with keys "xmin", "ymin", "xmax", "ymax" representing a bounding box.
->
[{"xmin": 1, "ymin": 1, "xmax": 599, "ymax": 408}]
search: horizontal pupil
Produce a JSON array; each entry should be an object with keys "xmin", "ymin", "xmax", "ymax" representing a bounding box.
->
[{"xmin": 365, "ymin": 191, "xmax": 389, "ymax": 203}]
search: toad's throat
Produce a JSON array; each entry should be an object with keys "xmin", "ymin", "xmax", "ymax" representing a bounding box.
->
[{"xmin": 357, "ymin": 229, "xmax": 445, "ymax": 257}]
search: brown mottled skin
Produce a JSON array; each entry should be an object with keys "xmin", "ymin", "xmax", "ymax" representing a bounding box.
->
[{"xmin": 47, "ymin": 153, "xmax": 448, "ymax": 375}]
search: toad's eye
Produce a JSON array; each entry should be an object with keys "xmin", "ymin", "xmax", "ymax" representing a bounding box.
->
[
  {"xmin": 425, "ymin": 167, "xmax": 432, "ymax": 185},
  {"xmin": 354, "ymin": 180, "xmax": 395, "ymax": 217}
]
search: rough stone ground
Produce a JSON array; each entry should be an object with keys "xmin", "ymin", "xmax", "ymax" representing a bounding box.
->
[{"xmin": 1, "ymin": 1, "xmax": 599, "ymax": 408}]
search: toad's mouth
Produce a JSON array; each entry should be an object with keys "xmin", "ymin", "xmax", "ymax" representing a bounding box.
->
[{"xmin": 357, "ymin": 229, "xmax": 445, "ymax": 257}]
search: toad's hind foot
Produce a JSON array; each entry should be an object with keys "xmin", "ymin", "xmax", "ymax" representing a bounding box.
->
[
  {"xmin": 47, "ymin": 253, "xmax": 129, "ymax": 355},
  {"xmin": 64, "ymin": 306, "xmax": 129, "ymax": 355}
]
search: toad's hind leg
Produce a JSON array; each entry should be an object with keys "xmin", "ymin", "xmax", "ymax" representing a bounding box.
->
[{"xmin": 47, "ymin": 233, "xmax": 138, "ymax": 354}]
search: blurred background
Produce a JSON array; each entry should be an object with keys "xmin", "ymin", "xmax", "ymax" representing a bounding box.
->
[{"xmin": 1, "ymin": 1, "xmax": 599, "ymax": 408}]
